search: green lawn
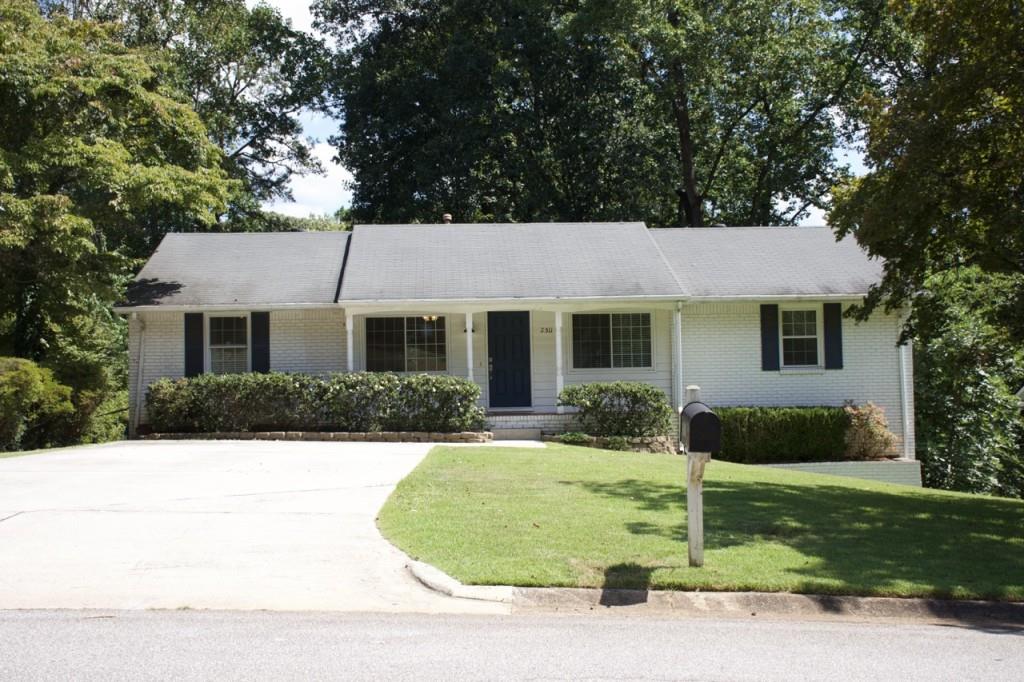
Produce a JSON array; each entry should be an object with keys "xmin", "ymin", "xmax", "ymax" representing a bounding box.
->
[{"xmin": 378, "ymin": 444, "xmax": 1024, "ymax": 600}]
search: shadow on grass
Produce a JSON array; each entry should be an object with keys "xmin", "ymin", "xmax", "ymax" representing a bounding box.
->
[
  {"xmin": 599, "ymin": 563, "xmax": 657, "ymax": 606},
  {"xmin": 561, "ymin": 476, "xmax": 1024, "ymax": 602}
]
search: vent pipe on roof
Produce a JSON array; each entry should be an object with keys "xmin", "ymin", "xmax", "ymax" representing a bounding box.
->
[{"xmin": 442, "ymin": 213, "xmax": 452, "ymax": 224}]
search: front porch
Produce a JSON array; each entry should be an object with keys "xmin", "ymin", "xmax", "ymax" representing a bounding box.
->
[{"xmin": 340, "ymin": 301, "xmax": 686, "ymax": 423}]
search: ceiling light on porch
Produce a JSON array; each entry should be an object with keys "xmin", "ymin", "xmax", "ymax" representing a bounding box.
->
[{"xmin": 422, "ymin": 315, "xmax": 439, "ymax": 322}]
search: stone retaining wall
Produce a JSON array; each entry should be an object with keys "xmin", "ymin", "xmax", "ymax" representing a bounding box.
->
[
  {"xmin": 542, "ymin": 434, "xmax": 676, "ymax": 454},
  {"xmin": 143, "ymin": 431, "xmax": 493, "ymax": 443}
]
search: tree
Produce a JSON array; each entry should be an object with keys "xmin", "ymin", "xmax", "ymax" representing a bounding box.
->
[
  {"xmin": 42, "ymin": 0, "xmax": 330, "ymax": 226},
  {"xmin": 830, "ymin": 0, "xmax": 1024, "ymax": 342},
  {"xmin": 0, "ymin": 1, "xmax": 233, "ymax": 442},
  {"xmin": 315, "ymin": 0, "xmax": 893, "ymax": 226},
  {"xmin": 913, "ymin": 269, "xmax": 1024, "ymax": 499},
  {"xmin": 315, "ymin": 0, "xmax": 675, "ymax": 224}
]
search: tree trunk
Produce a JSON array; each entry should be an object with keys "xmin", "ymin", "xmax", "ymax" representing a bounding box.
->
[{"xmin": 669, "ymin": 60, "xmax": 703, "ymax": 227}]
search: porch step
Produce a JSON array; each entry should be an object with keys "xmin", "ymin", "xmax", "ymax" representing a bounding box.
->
[{"xmin": 491, "ymin": 428, "xmax": 542, "ymax": 441}]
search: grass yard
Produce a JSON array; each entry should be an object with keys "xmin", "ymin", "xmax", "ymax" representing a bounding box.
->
[{"xmin": 378, "ymin": 444, "xmax": 1024, "ymax": 600}]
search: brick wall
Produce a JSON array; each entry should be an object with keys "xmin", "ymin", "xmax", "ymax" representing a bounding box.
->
[
  {"xmin": 129, "ymin": 308, "xmax": 347, "ymax": 428},
  {"xmin": 680, "ymin": 302, "xmax": 914, "ymax": 457}
]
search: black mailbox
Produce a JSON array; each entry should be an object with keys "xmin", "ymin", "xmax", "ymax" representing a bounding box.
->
[{"xmin": 679, "ymin": 401, "xmax": 722, "ymax": 454}]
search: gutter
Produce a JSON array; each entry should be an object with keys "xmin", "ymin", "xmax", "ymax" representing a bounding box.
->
[{"xmin": 112, "ymin": 302, "xmax": 341, "ymax": 314}]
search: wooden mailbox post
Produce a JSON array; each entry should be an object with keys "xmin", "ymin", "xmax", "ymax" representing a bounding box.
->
[{"xmin": 678, "ymin": 385, "xmax": 721, "ymax": 568}]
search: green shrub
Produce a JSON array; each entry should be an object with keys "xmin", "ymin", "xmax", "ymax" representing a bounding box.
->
[
  {"xmin": 717, "ymin": 406, "xmax": 850, "ymax": 464},
  {"xmin": 558, "ymin": 382, "xmax": 672, "ymax": 437},
  {"xmin": 0, "ymin": 357, "xmax": 75, "ymax": 451},
  {"xmin": 602, "ymin": 435, "xmax": 631, "ymax": 451},
  {"xmin": 145, "ymin": 372, "xmax": 484, "ymax": 433},
  {"xmin": 559, "ymin": 431, "xmax": 592, "ymax": 445},
  {"xmin": 387, "ymin": 374, "xmax": 485, "ymax": 432}
]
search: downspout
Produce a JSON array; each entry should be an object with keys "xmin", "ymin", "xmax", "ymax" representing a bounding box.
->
[
  {"xmin": 132, "ymin": 313, "xmax": 147, "ymax": 438},
  {"xmin": 897, "ymin": 341, "xmax": 912, "ymax": 459}
]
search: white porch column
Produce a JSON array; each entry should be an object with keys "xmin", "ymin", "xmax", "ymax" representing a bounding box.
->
[
  {"xmin": 465, "ymin": 311, "xmax": 474, "ymax": 383},
  {"xmin": 672, "ymin": 302, "xmax": 684, "ymax": 411},
  {"xmin": 555, "ymin": 310, "xmax": 565, "ymax": 413},
  {"xmin": 346, "ymin": 312, "xmax": 354, "ymax": 372}
]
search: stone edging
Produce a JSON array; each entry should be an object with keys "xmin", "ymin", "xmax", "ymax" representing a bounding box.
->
[
  {"xmin": 143, "ymin": 431, "xmax": 493, "ymax": 443},
  {"xmin": 541, "ymin": 434, "xmax": 676, "ymax": 454}
]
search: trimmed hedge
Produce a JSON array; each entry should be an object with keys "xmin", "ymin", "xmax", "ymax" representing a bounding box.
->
[
  {"xmin": 145, "ymin": 372, "xmax": 485, "ymax": 434},
  {"xmin": 558, "ymin": 381, "xmax": 672, "ymax": 437},
  {"xmin": 717, "ymin": 406, "xmax": 850, "ymax": 463}
]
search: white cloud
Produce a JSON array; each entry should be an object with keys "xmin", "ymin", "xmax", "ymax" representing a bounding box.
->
[{"xmin": 264, "ymin": 142, "xmax": 353, "ymax": 217}]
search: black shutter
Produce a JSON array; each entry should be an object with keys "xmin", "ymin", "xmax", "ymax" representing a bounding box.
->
[
  {"xmin": 823, "ymin": 303, "xmax": 844, "ymax": 370},
  {"xmin": 184, "ymin": 313, "xmax": 204, "ymax": 377},
  {"xmin": 251, "ymin": 311, "xmax": 270, "ymax": 373},
  {"xmin": 760, "ymin": 304, "xmax": 780, "ymax": 371}
]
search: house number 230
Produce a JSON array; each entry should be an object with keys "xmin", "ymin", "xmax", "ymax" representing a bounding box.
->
[{"xmin": 539, "ymin": 327, "xmax": 553, "ymax": 334}]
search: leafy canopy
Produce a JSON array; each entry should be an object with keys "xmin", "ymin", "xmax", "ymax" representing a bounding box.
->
[
  {"xmin": 0, "ymin": 0, "xmax": 234, "ymax": 443},
  {"xmin": 831, "ymin": 0, "xmax": 1024, "ymax": 341},
  {"xmin": 315, "ymin": 0, "xmax": 894, "ymax": 226}
]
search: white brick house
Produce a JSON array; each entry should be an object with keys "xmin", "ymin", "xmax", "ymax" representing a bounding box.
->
[{"xmin": 117, "ymin": 223, "xmax": 915, "ymax": 458}]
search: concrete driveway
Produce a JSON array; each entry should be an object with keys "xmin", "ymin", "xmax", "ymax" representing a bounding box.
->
[{"xmin": 0, "ymin": 440, "xmax": 507, "ymax": 613}]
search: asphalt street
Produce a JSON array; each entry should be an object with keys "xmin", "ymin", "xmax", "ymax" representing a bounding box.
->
[{"xmin": 0, "ymin": 610, "xmax": 1020, "ymax": 681}]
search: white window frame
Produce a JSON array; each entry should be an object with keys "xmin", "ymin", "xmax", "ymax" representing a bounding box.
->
[
  {"xmin": 779, "ymin": 305, "xmax": 824, "ymax": 370},
  {"xmin": 569, "ymin": 311, "xmax": 655, "ymax": 371},
  {"xmin": 206, "ymin": 313, "xmax": 251, "ymax": 374},
  {"xmin": 364, "ymin": 314, "xmax": 449, "ymax": 373}
]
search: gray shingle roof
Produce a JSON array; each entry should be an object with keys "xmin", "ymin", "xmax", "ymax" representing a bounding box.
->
[
  {"xmin": 338, "ymin": 222, "xmax": 684, "ymax": 301},
  {"xmin": 650, "ymin": 227, "xmax": 882, "ymax": 298},
  {"xmin": 120, "ymin": 232, "xmax": 349, "ymax": 308},
  {"xmin": 119, "ymin": 224, "xmax": 882, "ymax": 308}
]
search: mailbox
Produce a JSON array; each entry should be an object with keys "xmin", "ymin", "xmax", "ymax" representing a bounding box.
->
[{"xmin": 679, "ymin": 401, "xmax": 721, "ymax": 454}]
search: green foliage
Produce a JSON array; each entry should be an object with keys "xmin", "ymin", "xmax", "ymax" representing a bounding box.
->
[
  {"xmin": 145, "ymin": 372, "xmax": 485, "ymax": 433},
  {"xmin": 716, "ymin": 406, "xmax": 850, "ymax": 464},
  {"xmin": 0, "ymin": 1, "xmax": 236, "ymax": 446},
  {"xmin": 558, "ymin": 382, "xmax": 672, "ymax": 437},
  {"xmin": 913, "ymin": 269, "xmax": 1024, "ymax": 498},
  {"xmin": 0, "ymin": 357, "xmax": 75, "ymax": 451},
  {"xmin": 42, "ymin": 0, "xmax": 329, "ymax": 222},
  {"xmin": 831, "ymin": 0, "xmax": 1024, "ymax": 344},
  {"xmin": 315, "ymin": 0, "xmax": 894, "ymax": 226},
  {"xmin": 602, "ymin": 436, "xmax": 631, "ymax": 452},
  {"xmin": 559, "ymin": 432, "xmax": 592, "ymax": 446}
]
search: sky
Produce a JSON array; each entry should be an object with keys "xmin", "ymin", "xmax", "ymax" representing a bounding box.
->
[{"xmin": 255, "ymin": 1, "xmax": 865, "ymax": 225}]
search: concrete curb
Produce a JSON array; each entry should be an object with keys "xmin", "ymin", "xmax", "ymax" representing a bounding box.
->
[
  {"xmin": 406, "ymin": 561, "xmax": 519, "ymax": 604},
  {"xmin": 406, "ymin": 562, "xmax": 1024, "ymax": 625}
]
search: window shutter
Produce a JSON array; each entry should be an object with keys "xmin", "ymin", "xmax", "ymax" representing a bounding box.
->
[
  {"xmin": 823, "ymin": 303, "xmax": 844, "ymax": 370},
  {"xmin": 251, "ymin": 312, "xmax": 270, "ymax": 373},
  {"xmin": 760, "ymin": 305, "xmax": 780, "ymax": 371},
  {"xmin": 184, "ymin": 313, "xmax": 204, "ymax": 377}
]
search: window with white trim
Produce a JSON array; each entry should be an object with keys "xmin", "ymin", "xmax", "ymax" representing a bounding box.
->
[
  {"xmin": 572, "ymin": 313, "xmax": 652, "ymax": 369},
  {"xmin": 366, "ymin": 316, "xmax": 447, "ymax": 372},
  {"xmin": 781, "ymin": 309, "xmax": 819, "ymax": 367},
  {"xmin": 209, "ymin": 316, "xmax": 248, "ymax": 374}
]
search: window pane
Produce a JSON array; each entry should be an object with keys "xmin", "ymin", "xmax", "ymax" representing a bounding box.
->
[
  {"xmin": 366, "ymin": 317, "xmax": 405, "ymax": 371},
  {"xmin": 783, "ymin": 337, "xmax": 818, "ymax": 366},
  {"xmin": 611, "ymin": 313, "xmax": 651, "ymax": 368},
  {"xmin": 782, "ymin": 310, "xmax": 816, "ymax": 337},
  {"xmin": 211, "ymin": 347, "xmax": 247, "ymax": 374},
  {"xmin": 210, "ymin": 316, "xmax": 246, "ymax": 347},
  {"xmin": 572, "ymin": 314, "xmax": 611, "ymax": 368},
  {"xmin": 406, "ymin": 316, "xmax": 446, "ymax": 371}
]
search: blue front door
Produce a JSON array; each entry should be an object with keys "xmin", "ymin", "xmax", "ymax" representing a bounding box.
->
[{"xmin": 488, "ymin": 311, "xmax": 531, "ymax": 407}]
